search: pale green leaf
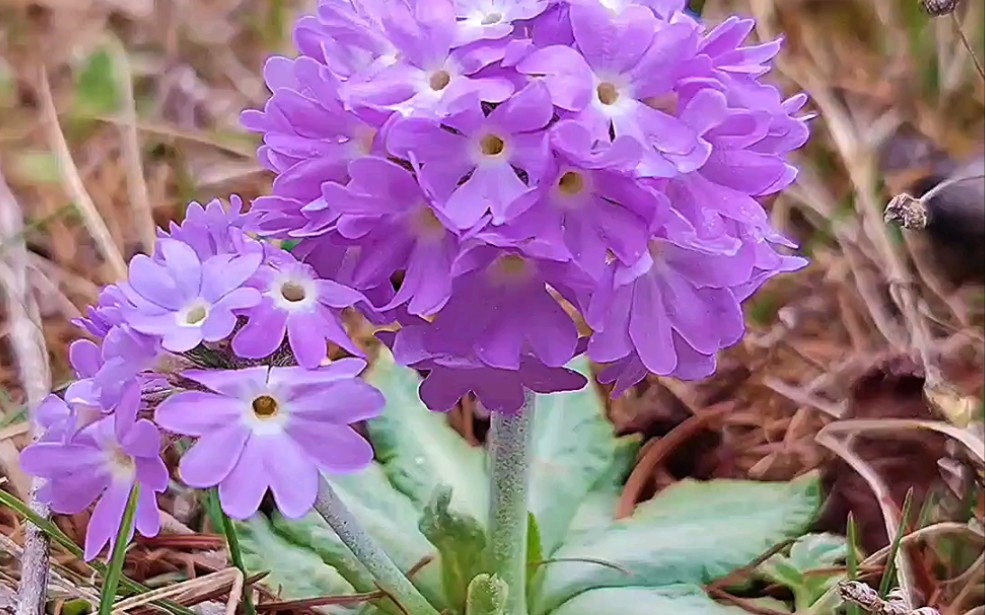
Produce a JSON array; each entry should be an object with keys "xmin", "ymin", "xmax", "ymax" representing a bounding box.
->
[
  {"xmin": 236, "ymin": 515, "xmax": 360, "ymax": 613},
  {"xmin": 530, "ymin": 358, "xmax": 622, "ymax": 555},
  {"xmin": 367, "ymin": 350, "xmax": 488, "ymax": 521},
  {"xmin": 419, "ymin": 486, "xmax": 487, "ymax": 611},
  {"xmin": 270, "ymin": 465, "xmax": 446, "ymax": 609},
  {"xmin": 535, "ymin": 474, "xmax": 821, "ymax": 614},
  {"xmin": 550, "ymin": 585, "xmax": 747, "ymax": 615}
]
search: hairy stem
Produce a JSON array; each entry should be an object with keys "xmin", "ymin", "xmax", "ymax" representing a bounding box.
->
[
  {"xmin": 486, "ymin": 393, "xmax": 535, "ymax": 615},
  {"xmin": 313, "ymin": 476, "xmax": 440, "ymax": 615}
]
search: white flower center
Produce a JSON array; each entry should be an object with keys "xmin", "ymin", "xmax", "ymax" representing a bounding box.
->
[
  {"xmin": 106, "ymin": 445, "xmax": 136, "ymax": 482},
  {"xmin": 481, "ymin": 11, "xmax": 503, "ymax": 24},
  {"xmin": 271, "ymin": 275, "xmax": 317, "ymax": 311},
  {"xmin": 177, "ymin": 300, "xmax": 210, "ymax": 327}
]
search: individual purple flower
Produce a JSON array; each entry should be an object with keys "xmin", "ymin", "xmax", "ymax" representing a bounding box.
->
[
  {"xmin": 517, "ymin": 4, "xmax": 718, "ymax": 177},
  {"xmin": 241, "ymin": 56, "xmax": 387, "ymax": 237},
  {"xmin": 232, "ymin": 247, "xmax": 366, "ymax": 367},
  {"xmin": 155, "ymin": 360, "xmax": 383, "ymax": 519},
  {"xmin": 490, "ymin": 122, "xmax": 656, "ymax": 277},
  {"xmin": 20, "ymin": 393, "xmax": 168, "ymax": 560},
  {"xmin": 344, "ymin": 0, "xmax": 514, "ymax": 117},
  {"xmin": 120, "ymin": 239, "xmax": 262, "ymax": 353},
  {"xmin": 294, "ymin": 0, "xmax": 397, "ymax": 81},
  {"xmin": 161, "ymin": 195, "xmax": 254, "ymax": 260},
  {"xmin": 315, "ymin": 157, "xmax": 460, "ymax": 316},
  {"xmin": 453, "ymin": 0, "xmax": 551, "ymax": 46},
  {"xmin": 387, "ymin": 325, "xmax": 587, "ymax": 413},
  {"xmin": 585, "ymin": 214, "xmax": 763, "ymax": 391},
  {"xmin": 416, "ymin": 243, "xmax": 587, "ymax": 372},
  {"xmin": 74, "ymin": 284, "xmax": 129, "ymax": 339},
  {"xmin": 387, "ymin": 83, "xmax": 553, "ymax": 229}
]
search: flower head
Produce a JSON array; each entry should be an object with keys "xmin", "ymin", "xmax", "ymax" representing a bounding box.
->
[
  {"xmin": 20, "ymin": 397, "xmax": 168, "ymax": 560},
  {"xmin": 155, "ymin": 360, "xmax": 383, "ymax": 519},
  {"xmin": 120, "ymin": 239, "xmax": 262, "ymax": 353}
]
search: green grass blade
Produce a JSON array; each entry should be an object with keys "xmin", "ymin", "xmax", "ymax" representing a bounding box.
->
[
  {"xmin": 845, "ymin": 512, "xmax": 861, "ymax": 615},
  {"xmin": 99, "ymin": 483, "xmax": 141, "ymax": 615},
  {"xmin": 218, "ymin": 495, "xmax": 257, "ymax": 615},
  {"xmin": 0, "ymin": 487, "xmax": 195, "ymax": 615},
  {"xmin": 877, "ymin": 488, "xmax": 914, "ymax": 598}
]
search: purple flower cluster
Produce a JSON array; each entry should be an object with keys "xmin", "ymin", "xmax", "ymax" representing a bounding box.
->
[
  {"xmin": 243, "ymin": 0, "xmax": 809, "ymax": 409},
  {"xmin": 19, "ymin": 0, "xmax": 810, "ymax": 558},
  {"xmin": 21, "ymin": 197, "xmax": 384, "ymax": 559}
]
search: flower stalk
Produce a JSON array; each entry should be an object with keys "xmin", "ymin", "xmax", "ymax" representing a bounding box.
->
[
  {"xmin": 312, "ymin": 475, "xmax": 440, "ymax": 615},
  {"xmin": 486, "ymin": 392, "xmax": 535, "ymax": 615}
]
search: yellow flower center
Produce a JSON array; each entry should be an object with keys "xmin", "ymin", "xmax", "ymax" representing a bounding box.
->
[
  {"xmin": 280, "ymin": 281, "xmax": 307, "ymax": 303},
  {"xmin": 480, "ymin": 134, "xmax": 506, "ymax": 157},
  {"xmin": 185, "ymin": 304, "xmax": 208, "ymax": 325},
  {"xmin": 558, "ymin": 171, "xmax": 586, "ymax": 196},
  {"xmin": 429, "ymin": 70, "xmax": 451, "ymax": 91},
  {"xmin": 597, "ymin": 82, "xmax": 620, "ymax": 105},
  {"xmin": 251, "ymin": 395, "xmax": 279, "ymax": 419}
]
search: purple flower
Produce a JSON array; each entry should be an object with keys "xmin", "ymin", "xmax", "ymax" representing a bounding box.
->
[
  {"xmin": 453, "ymin": 0, "xmax": 551, "ymax": 46},
  {"xmin": 232, "ymin": 248, "xmax": 366, "ymax": 367},
  {"xmin": 74, "ymin": 284, "xmax": 129, "ymax": 339},
  {"xmin": 387, "ymin": 83, "xmax": 554, "ymax": 228},
  {"xmin": 294, "ymin": 0, "xmax": 396, "ymax": 81},
  {"xmin": 417, "ymin": 244, "xmax": 587, "ymax": 371},
  {"xmin": 241, "ymin": 56, "xmax": 387, "ymax": 237},
  {"xmin": 388, "ymin": 325, "xmax": 587, "ymax": 413},
  {"xmin": 344, "ymin": 0, "xmax": 514, "ymax": 117},
  {"xmin": 317, "ymin": 157, "xmax": 460, "ymax": 316},
  {"xmin": 120, "ymin": 239, "xmax": 262, "ymax": 352},
  {"xmin": 21, "ymin": 394, "xmax": 167, "ymax": 560},
  {"xmin": 161, "ymin": 196, "xmax": 253, "ymax": 260},
  {"xmin": 490, "ymin": 122, "xmax": 656, "ymax": 276},
  {"xmin": 154, "ymin": 360, "xmax": 383, "ymax": 519},
  {"xmin": 517, "ymin": 5, "xmax": 717, "ymax": 177}
]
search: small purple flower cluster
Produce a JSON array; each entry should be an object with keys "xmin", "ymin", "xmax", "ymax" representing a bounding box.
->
[
  {"xmin": 243, "ymin": 0, "xmax": 809, "ymax": 409},
  {"xmin": 19, "ymin": 0, "xmax": 810, "ymax": 559},
  {"xmin": 21, "ymin": 197, "xmax": 383, "ymax": 559}
]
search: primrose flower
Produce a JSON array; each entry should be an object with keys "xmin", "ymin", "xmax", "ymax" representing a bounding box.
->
[
  {"xmin": 387, "ymin": 83, "xmax": 554, "ymax": 228},
  {"xmin": 120, "ymin": 239, "xmax": 262, "ymax": 353},
  {"xmin": 155, "ymin": 360, "xmax": 383, "ymax": 519},
  {"xmin": 232, "ymin": 248, "xmax": 367, "ymax": 367},
  {"xmin": 388, "ymin": 325, "xmax": 587, "ymax": 413},
  {"xmin": 20, "ymin": 403, "xmax": 168, "ymax": 560}
]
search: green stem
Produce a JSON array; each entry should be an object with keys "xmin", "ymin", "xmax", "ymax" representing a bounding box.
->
[
  {"xmin": 99, "ymin": 482, "xmax": 141, "ymax": 615},
  {"xmin": 486, "ymin": 393, "xmax": 535, "ymax": 615},
  {"xmin": 312, "ymin": 475, "xmax": 440, "ymax": 615},
  {"xmin": 218, "ymin": 500, "xmax": 257, "ymax": 615}
]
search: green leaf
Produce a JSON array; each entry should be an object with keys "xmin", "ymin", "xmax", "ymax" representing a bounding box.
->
[
  {"xmin": 74, "ymin": 48, "xmax": 120, "ymax": 115},
  {"xmin": 550, "ymin": 585, "xmax": 746, "ymax": 615},
  {"xmin": 269, "ymin": 466, "xmax": 446, "ymax": 609},
  {"xmin": 757, "ymin": 533, "xmax": 847, "ymax": 609},
  {"xmin": 530, "ymin": 358, "xmax": 623, "ymax": 554},
  {"xmin": 534, "ymin": 474, "xmax": 822, "ymax": 614},
  {"xmin": 565, "ymin": 436, "xmax": 641, "ymax": 539},
  {"xmin": 419, "ymin": 486, "xmax": 487, "ymax": 611},
  {"xmin": 788, "ymin": 533, "xmax": 847, "ymax": 571},
  {"xmin": 236, "ymin": 515, "xmax": 358, "ymax": 604},
  {"xmin": 367, "ymin": 350, "xmax": 488, "ymax": 521},
  {"xmin": 99, "ymin": 483, "xmax": 140, "ymax": 615},
  {"xmin": 466, "ymin": 574, "xmax": 508, "ymax": 615}
]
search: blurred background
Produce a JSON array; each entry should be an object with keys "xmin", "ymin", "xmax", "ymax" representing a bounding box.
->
[{"xmin": 0, "ymin": 0, "xmax": 982, "ymax": 613}]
